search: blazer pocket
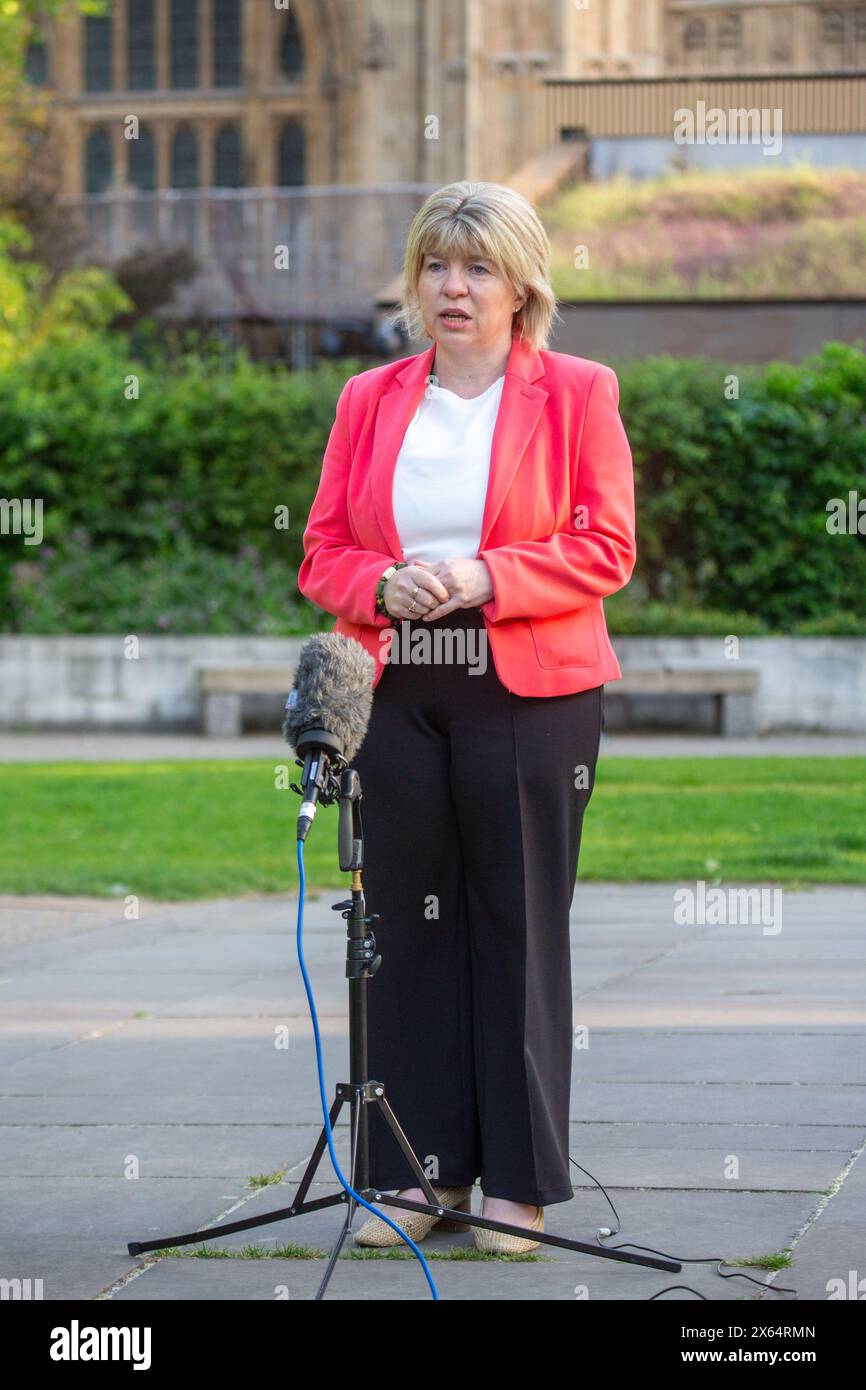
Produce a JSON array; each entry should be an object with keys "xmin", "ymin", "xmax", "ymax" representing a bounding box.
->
[{"xmin": 529, "ymin": 606, "xmax": 600, "ymax": 669}]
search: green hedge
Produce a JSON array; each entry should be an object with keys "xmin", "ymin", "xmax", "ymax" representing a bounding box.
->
[
  {"xmin": 1, "ymin": 335, "xmax": 864, "ymax": 635},
  {"xmin": 611, "ymin": 342, "xmax": 866, "ymax": 630},
  {"xmin": 0, "ymin": 335, "xmax": 359, "ymax": 633}
]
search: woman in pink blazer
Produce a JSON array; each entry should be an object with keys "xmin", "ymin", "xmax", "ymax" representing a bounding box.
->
[{"xmin": 298, "ymin": 181, "xmax": 636, "ymax": 1254}]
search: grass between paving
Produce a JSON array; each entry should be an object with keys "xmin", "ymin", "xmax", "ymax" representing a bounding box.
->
[
  {"xmin": 2, "ymin": 758, "xmax": 865, "ymax": 899},
  {"xmin": 149, "ymin": 1243, "xmax": 543, "ymax": 1261},
  {"xmin": 144, "ymin": 1243, "xmax": 790, "ymax": 1267}
]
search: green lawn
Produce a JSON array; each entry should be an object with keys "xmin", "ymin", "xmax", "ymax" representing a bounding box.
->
[{"xmin": 1, "ymin": 758, "xmax": 864, "ymax": 900}]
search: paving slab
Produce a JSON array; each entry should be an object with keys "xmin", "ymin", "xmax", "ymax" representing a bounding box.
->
[
  {"xmin": 1, "ymin": 884, "xmax": 864, "ymax": 1302},
  {"xmin": 105, "ymin": 1185, "xmax": 814, "ymax": 1302}
]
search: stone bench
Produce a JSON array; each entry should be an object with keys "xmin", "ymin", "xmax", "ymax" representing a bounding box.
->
[
  {"xmin": 197, "ymin": 661, "xmax": 761, "ymax": 738},
  {"xmin": 614, "ymin": 664, "xmax": 761, "ymax": 736},
  {"xmin": 197, "ymin": 666, "xmax": 296, "ymax": 737}
]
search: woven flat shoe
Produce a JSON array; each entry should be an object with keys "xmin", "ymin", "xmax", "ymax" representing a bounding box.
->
[
  {"xmin": 473, "ymin": 1202, "xmax": 544, "ymax": 1254},
  {"xmin": 353, "ymin": 1185, "xmax": 474, "ymax": 1248}
]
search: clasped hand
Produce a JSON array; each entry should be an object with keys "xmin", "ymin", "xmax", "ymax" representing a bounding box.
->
[{"xmin": 384, "ymin": 557, "xmax": 494, "ymax": 621}]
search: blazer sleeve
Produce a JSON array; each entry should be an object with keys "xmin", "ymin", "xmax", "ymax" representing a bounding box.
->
[
  {"xmin": 297, "ymin": 375, "xmax": 396, "ymax": 628},
  {"xmin": 478, "ymin": 365, "xmax": 636, "ymax": 622}
]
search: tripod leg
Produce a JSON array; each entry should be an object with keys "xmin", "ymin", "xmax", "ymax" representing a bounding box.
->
[
  {"xmin": 315, "ymin": 1089, "xmax": 363, "ymax": 1300},
  {"xmin": 342, "ymin": 1087, "xmax": 363, "ymax": 1228},
  {"xmin": 294, "ymin": 1095, "xmax": 344, "ymax": 1209}
]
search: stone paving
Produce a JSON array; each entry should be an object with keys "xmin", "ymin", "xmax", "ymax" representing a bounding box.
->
[{"xmin": 1, "ymin": 883, "xmax": 863, "ymax": 1301}]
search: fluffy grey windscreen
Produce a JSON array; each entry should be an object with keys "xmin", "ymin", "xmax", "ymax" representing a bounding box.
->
[{"xmin": 282, "ymin": 632, "xmax": 377, "ymax": 762}]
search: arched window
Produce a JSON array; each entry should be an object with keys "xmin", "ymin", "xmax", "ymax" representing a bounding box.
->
[
  {"xmin": 214, "ymin": 0, "xmax": 241, "ymax": 87},
  {"xmin": 85, "ymin": 127, "xmax": 113, "ymax": 194},
  {"xmin": 214, "ymin": 123, "xmax": 243, "ymax": 186},
  {"xmin": 128, "ymin": 0, "xmax": 155, "ymax": 90},
  {"xmin": 84, "ymin": 15, "xmax": 113, "ymax": 92},
  {"xmin": 769, "ymin": 12, "xmax": 793, "ymax": 64},
  {"xmin": 279, "ymin": 11, "xmax": 304, "ymax": 79},
  {"xmin": 25, "ymin": 40, "xmax": 47, "ymax": 86},
  {"xmin": 171, "ymin": 126, "xmax": 200, "ymax": 188},
  {"xmin": 821, "ymin": 9, "xmax": 847, "ymax": 65},
  {"xmin": 718, "ymin": 15, "xmax": 741, "ymax": 51},
  {"xmin": 128, "ymin": 125, "xmax": 156, "ymax": 190},
  {"xmin": 277, "ymin": 120, "xmax": 305, "ymax": 186},
  {"xmin": 683, "ymin": 19, "xmax": 706, "ymax": 52},
  {"xmin": 171, "ymin": 0, "xmax": 199, "ymax": 88},
  {"xmin": 822, "ymin": 9, "xmax": 846, "ymax": 43}
]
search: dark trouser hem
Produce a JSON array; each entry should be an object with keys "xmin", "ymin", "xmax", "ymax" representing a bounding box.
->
[
  {"xmin": 366, "ymin": 1178, "xmax": 574, "ymax": 1207},
  {"xmin": 480, "ymin": 1184, "xmax": 574, "ymax": 1207},
  {"xmin": 367, "ymin": 1177, "xmax": 478, "ymax": 1194}
]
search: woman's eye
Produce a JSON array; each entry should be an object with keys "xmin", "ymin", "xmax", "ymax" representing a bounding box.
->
[{"xmin": 426, "ymin": 261, "xmax": 489, "ymax": 273}]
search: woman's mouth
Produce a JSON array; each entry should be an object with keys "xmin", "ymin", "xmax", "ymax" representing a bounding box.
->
[{"xmin": 440, "ymin": 311, "xmax": 471, "ymax": 326}]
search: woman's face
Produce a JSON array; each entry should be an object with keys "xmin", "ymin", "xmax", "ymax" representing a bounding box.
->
[{"xmin": 417, "ymin": 249, "xmax": 525, "ymax": 351}]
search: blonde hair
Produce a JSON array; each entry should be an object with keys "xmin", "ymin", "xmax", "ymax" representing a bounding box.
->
[{"xmin": 385, "ymin": 181, "xmax": 561, "ymax": 352}]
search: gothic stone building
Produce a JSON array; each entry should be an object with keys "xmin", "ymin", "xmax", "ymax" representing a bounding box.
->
[{"xmin": 30, "ymin": 0, "xmax": 866, "ymax": 199}]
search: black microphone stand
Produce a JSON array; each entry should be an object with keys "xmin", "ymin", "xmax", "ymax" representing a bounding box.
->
[{"xmin": 128, "ymin": 748, "xmax": 680, "ymax": 1297}]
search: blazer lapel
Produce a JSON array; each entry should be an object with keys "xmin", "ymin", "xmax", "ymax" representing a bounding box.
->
[
  {"xmin": 481, "ymin": 338, "xmax": 548, "ymax": 551},
  {"xmin": 368, "ymin": 332, "xmax": 548, "ymax": 561},
  {"xmin": 369, "ymin": 343, "xmax": 435, "ymax": 560}
]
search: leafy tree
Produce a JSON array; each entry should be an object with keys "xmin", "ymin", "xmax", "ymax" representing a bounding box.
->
[{"xmin": 1, "ymin": 3, "xmax": 109, "ymax": 270}]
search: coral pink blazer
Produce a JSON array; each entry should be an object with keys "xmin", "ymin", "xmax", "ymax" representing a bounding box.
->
[{"xmin": 298, "ymin": 331, "xmax": 636, "ymax": 696}]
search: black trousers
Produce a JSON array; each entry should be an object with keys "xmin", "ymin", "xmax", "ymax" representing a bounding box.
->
[{"xmin": 351, "ymin": 607, "xmax": 604, "ymax": 1206}]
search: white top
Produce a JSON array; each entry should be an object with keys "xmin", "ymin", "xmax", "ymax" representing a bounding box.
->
[{"xmin": 392, "ymin": 375, "xmax": 506, "ymax": 562}]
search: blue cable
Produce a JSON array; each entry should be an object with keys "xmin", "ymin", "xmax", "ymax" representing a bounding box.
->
[{"xmin": 295, "ymin": 840, "xmax": 440, "ymax": 1300}]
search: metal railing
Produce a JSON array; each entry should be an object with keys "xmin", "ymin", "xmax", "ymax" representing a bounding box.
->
[{"xmin": 57, "ymin": 184, "xmax": 436, "ymax": 320}]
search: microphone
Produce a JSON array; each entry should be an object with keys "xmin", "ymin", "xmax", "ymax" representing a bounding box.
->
[{"xmin": 282, "ymin": 633, "xmax": 377, "ymax": 840}]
